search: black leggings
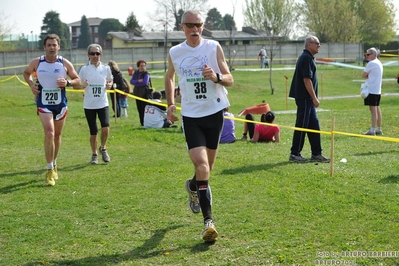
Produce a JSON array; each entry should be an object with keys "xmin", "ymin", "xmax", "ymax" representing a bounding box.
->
[
  {"xmin": 135, "ymin": 99, "xmax": 147, "ymax": 126},
  {"xmin": 84, "ymin": 107, "xmax": 110, "ymax": 135}
]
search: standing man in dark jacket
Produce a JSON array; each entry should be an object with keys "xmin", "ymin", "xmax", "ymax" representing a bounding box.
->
[{"xmin": 288, "ymin": 36, "xmax": 330, "ymax": 163}]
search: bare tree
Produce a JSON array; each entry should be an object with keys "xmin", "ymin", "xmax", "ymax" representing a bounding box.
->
[
  {"xmin": 152, "ymin": 0, "xmax": 209, "ymax": 31},
  {"xmin": 244, "ymin": 0, "xmax": 299, "ymax": 94},
  {"xmin": 244, "ymin": 0, "xmax": 299, "ymax": 38},
  {"xmin": 0, "ymin": 11, "xmax": 17, "ymax": 51}
]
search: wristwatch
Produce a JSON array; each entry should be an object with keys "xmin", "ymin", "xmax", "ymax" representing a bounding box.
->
[
  {"xmin": 215, "ymin": 73, "xmax": 223, "ymax": 83},
  {"xmin": 66, "ymin": 80, "xmax": 72, "ymax": 87}
]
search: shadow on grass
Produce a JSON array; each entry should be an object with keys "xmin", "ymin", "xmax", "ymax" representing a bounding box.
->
[
  {"xmin": 130, "ymin": 127, "xmax": 183, "ymax": 134},
  {"xmin": 379, "ymin": 175, "xmax": 399, "ymax": 184},
  {"xmin": 0, "ymin": 179, "xmax": 41, "ymax": 194},
  {"xmin": 353, "ymin": 149, "xmax": 397, "ymax": 156},
  {"xmin": 22, "ymin": 224, "xmax": 215, "ymax": 266},
  {"xmin": 0, "ymin": 163, "xmax": 90, "ymax": 194},
  {"xmin": 0, "ymin": 163, "xmax": 90, "ymax": 179},
  {"xmin": 220, "ymin": 161, "xmax": 291, "ymax": 175}
]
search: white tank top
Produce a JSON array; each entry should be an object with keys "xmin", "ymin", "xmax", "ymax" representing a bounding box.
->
[
  {"xmin": 36, "ymin": 55, "xmax": 68, "ymax": 108},
  {"xmin": 169, "ymin": 39, "xmax": 229, "ymax": 118}
]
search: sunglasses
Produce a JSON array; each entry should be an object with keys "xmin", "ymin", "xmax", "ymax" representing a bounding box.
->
[
  {"xmin": 311, "ymin": 41, "xmax": 321, "ymax": 46},
  {"xmin": 366, "ymin": 53, "xmax": 372, "ymax": 56},
  {"xmin": 89, "ymin": 52, "xmax": 101, "ymax": 56},
  {"xmin": 184, "ymin": 23, "xmax": 203, "ymax": 28}
]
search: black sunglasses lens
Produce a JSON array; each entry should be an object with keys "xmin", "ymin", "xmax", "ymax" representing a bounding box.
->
[{"xmin": 185, "ymin": 23, "xmax": 202, "ymax": 28}]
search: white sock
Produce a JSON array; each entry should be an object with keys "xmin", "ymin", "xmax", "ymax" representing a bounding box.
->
[
  {"xmin": 53, "ymin": 159, "xmax": 57, "ymax": 166},
  {"xmin": 47, "ymin": 162, "xmax": 53, "ymax": 170}
]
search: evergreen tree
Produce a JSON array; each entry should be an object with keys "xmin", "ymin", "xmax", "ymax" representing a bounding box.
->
[
  {"xmin": 78, "ymin": 15, "xmax": 92, "ymax": 48},
  {"xmin": 222, "ymin": 14, "xmax": 236, "ymax": 31},
  {"xmin": 62, "ymin": 22, "xmax": 71, "ymax": 49},
  {"xmin": 98, "ymin": 19, "xmax": 123, "ymax": 40},
  {"xmin": 174, "ymin": 9, "xmax": 184, "ymax": 31},
  {"xmin": 39, "ymin": 11, "xmax": 69, "ymax": 49},
  {"xmin": 205, "ymin": 8, "xmax": 223, "ymax": 30},
  {"xmin": 124, "ymin": 12, "xmax": 141, "ymax": 31}
]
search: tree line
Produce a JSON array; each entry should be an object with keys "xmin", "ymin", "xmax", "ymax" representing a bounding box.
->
[{"xmin": 0, "ymin": 0, "xmax": 397, "ymax": 51}]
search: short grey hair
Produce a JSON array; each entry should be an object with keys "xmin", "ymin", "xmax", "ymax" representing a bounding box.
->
[
  {"xmin": 305, "ymin": 35, "xmax": 317, "ymax": 48},
  {"xmin": 87, "ymin": 44, "xmax": 102, "ymax": 54},
  {"xmin": 367, "ymin": 47, "xmax": 377, "ymax": 55},
  {"xmin": 181, "ymin": 10, "xmax": 204, "ymax": 24}
]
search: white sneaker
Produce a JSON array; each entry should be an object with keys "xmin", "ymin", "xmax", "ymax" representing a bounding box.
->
[
  {"xmin": 99, "ymin": 147, "xmax": 110, "ymax": 162},
  {"xmin": 202, "ymin": 219, "xmax": 218, "ymax": 242},
  {"xmin": 363, "ymin": 130, "xmax": 375, "ymax": 136}
]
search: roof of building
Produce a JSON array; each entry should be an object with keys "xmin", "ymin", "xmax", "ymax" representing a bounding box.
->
[
  {"xmin": 68, "ymin": 17, "xmax": 104, "ymax": 27},
  {"xmin": 107, "ymin": 27, "xmax": 276, "ymax": 43}
]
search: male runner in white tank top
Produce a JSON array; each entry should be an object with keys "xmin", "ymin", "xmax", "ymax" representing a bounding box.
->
[
  {"xmin": 23, "ymin": 34, "xmax": 80, "ymax": 186},
  {"xmin": 165, "ymin": 10, "xmax": 234, "ymax": 243}
]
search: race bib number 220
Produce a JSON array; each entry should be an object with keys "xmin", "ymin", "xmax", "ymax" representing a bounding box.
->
[{"xmin": 41, "ymin": 88, "xmax": 61, "ymax": 105}]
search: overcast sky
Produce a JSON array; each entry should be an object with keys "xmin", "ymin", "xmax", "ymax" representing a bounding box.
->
[
  {"xmin": 3, "ymin": 0, "xmax": 399, "ymax": 40},
  {"xmin": 2, "ymin": 0, "xmax": 244, "ymax": 39}
]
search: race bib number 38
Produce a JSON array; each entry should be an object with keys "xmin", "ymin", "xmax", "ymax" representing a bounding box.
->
[
  {"xmin": 185, "ymin": 77, "xmax": 215, "ymax": 101},
  {"xmin": 41, "ymin": 88, "xmax": 61, "ymax": 105}
]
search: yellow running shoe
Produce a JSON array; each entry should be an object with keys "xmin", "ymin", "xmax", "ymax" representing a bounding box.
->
[
  {"xmin": 45, "ymin": 169, "xmax": 56, "ymax": 186},
  {"xmin": 53, "ymin": 165, "xmax": 58, "ymax": 180}
]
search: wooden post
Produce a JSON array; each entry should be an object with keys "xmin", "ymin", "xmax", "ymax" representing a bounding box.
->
[
  {"xmin": 113, "ymin": 84, "xmax": 117, "ymax": 124},
  {"xmin": 320, "ymin": 71, "xmax": 323, "ymax": 100},
  {"xmin": 284, "ymin": 75, "xmax": 288, "ymax": 110},
  {"xmin": 330, "ymin": 116, "xmax": 335, "ymax": 176}
]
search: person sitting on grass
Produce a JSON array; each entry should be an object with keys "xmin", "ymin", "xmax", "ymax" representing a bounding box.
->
[
  {"xmin": 241, "ymin": 111, "xmax": 280, "ymax": 143},
  {"xmin": 220, "ymin": 107, "xmax": 236, "ymax": 143},
  {"xmin": 144, "ymin": 91, "xmax": 177, "ymax": 129}
]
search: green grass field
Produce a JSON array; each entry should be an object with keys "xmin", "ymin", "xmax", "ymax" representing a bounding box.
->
[{"xmin": 1, "ymin": 61, "xmax": 399, "ymax": 266}]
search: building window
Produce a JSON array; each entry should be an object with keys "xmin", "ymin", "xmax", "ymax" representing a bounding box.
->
[
  {"xmin": 243, "ymin": 40, "xmax": 250, "ymax": 45},
  {"xmin": 76, "ymin": 27, "xmax": 81, "ymax": 36},
  {"xmin": 95, "ymin": 37, "xmax": 99, "ymax": 43},
  {"xmin": 94, "ymin": 27, "xmax": 98, "ymax": 33},
  {"xmin": 158, "ymin": 42, "xmax": 165, "ymax": 47}
]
